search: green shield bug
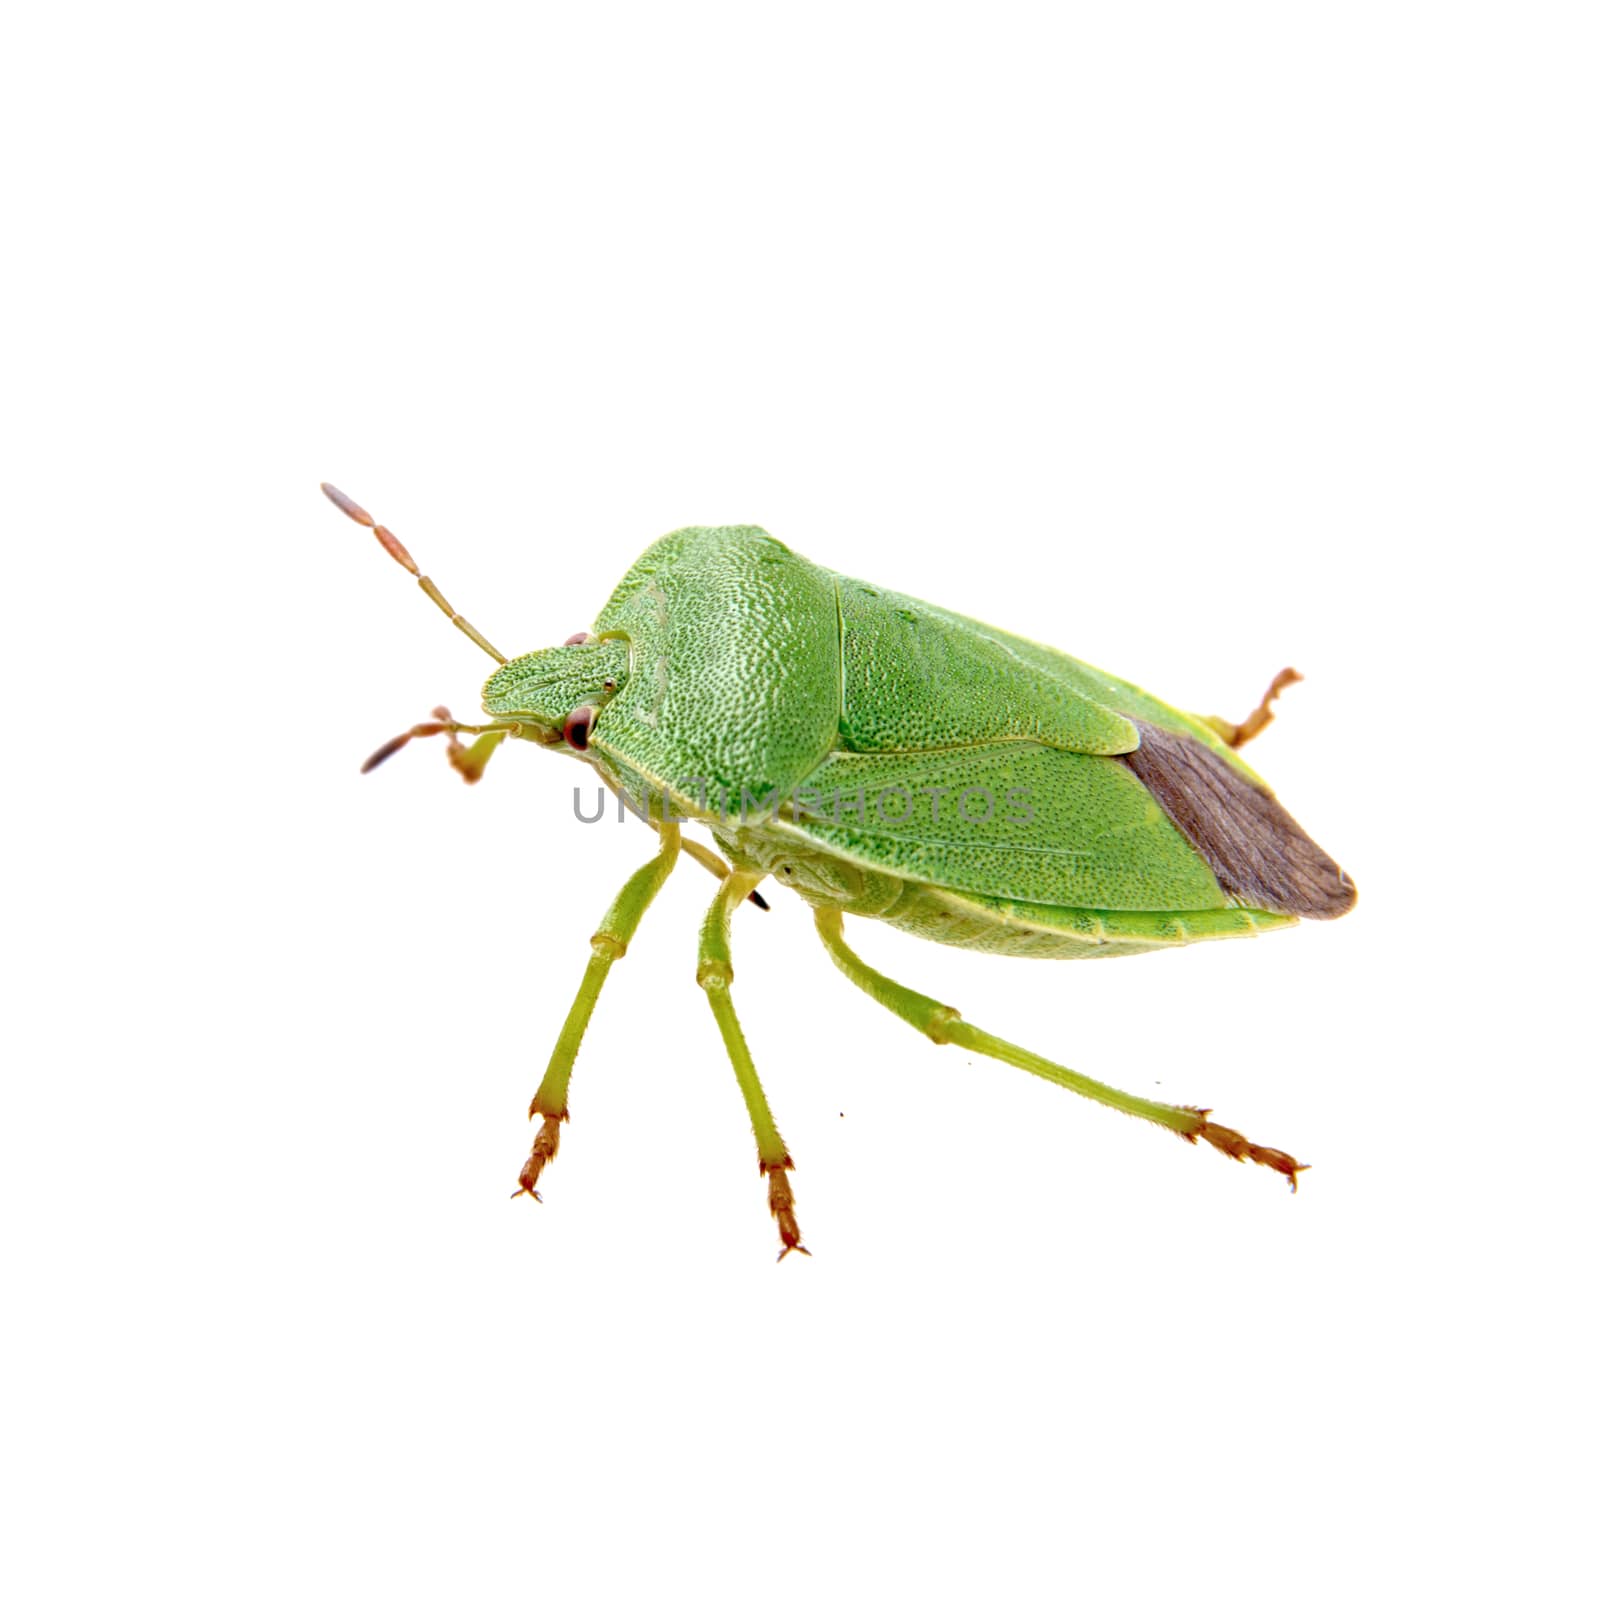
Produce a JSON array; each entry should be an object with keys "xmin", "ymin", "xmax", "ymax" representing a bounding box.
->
[{"xmin": 325, "ymin": 483, "xmax": 1355, "ymax": 1259}]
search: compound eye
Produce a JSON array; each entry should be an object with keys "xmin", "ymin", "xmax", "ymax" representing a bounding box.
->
[
  {"xmin": 563, "ymin": 703, "xmax": 598, "ymax": 751},
  {"xmin": 564, "ymin": 631, "xmax": 596, "ymax": 646}
]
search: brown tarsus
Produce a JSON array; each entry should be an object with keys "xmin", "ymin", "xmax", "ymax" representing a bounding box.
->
[{"xmin": 1215, "ymin": 666, "xmax": 1303, "ymax": 749}]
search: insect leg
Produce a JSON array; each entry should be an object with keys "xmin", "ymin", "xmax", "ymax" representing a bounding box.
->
[
  {"xmin": 514, "ymin": 823, "xmax": 682, "ymax": 1200},
  {"xmin": 697, "ymin": 871, "xmax": 808, "ymax": 1260},
  {"xmin": 594, "ymin": 768, "xmax": 768, "ymax": 908},
  {"xmin": 361, "ymin": 705, "xmax": 512, "ymax": 783},
  {"xmin": 438, "ymin": 711, "xmax": 511, "ymax": 784},
  {"xmin": 1203, "ymin": 666, "xmax": 1303, "ymax": 749},
  {"xmin": 812, "ymin": 906, "xmax": 1305, "ymax": 1189},
  {"xmin": 680, "ymin": 837, "xmax": 770, "ymax": 910}
]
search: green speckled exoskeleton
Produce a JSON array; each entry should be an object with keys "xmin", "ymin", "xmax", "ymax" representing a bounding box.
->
[{"xmin": 324, "ymin": 483, "xmax": 1356, "ymax": 1259}]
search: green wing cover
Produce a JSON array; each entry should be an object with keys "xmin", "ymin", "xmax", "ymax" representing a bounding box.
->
[
  {"xmin": 777, "ymin": 743, "xmax": 1231, "ymax": 913},
  {"xmin": 834, "ymin": 578, "xmax": 1140, "ymax": 756}
]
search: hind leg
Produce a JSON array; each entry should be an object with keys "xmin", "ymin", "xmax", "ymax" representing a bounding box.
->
[
  {"xmin": 813, "ymin": 906, "xmax": 1304, "ymax": 1189},
  {"xmin": 1204, "ymin": 667, "xmax": 1303, "ymax": 749}
]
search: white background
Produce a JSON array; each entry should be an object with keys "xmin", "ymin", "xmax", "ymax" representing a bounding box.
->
[{"xmin": 4, "ymin": 4, "xmax": 1595, "ymax": 1596}]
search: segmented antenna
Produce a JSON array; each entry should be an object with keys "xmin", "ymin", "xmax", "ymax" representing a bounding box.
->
[{"xmin": 321, "ymin": 482, "xmax": 507, "ymax": 664}]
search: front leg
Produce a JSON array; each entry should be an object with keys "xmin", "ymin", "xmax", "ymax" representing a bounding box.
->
[{"xmin": 514, "ymin": 823, "xmax": 681, "ymax": 1199}]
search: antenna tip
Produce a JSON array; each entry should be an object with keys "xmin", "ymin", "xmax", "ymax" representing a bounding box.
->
[{"xmin": 321, "ymin": 482, "xmax": 375, "ymax": 527}]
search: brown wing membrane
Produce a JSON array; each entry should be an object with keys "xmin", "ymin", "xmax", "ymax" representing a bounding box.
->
[{"xmin": 1120, "ymin": 721, "xmax": 1356, "ymax": 919}]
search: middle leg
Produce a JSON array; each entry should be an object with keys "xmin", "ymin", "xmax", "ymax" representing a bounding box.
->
[{"xmin": 698, "ymin": 869, "xmax": 808, "ymax": 1260}]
